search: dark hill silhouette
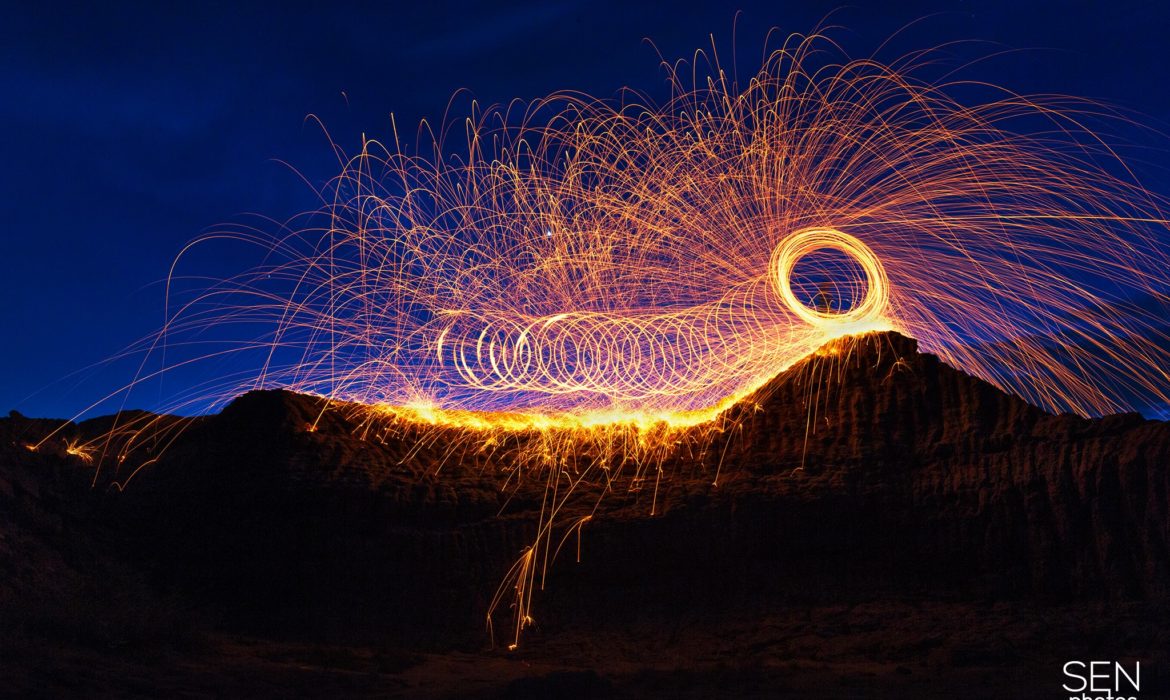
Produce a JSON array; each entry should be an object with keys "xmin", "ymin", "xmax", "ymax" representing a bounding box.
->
[{"xmin": 2, "ymin": 331, "xmax": 1168, "ymax": 697}]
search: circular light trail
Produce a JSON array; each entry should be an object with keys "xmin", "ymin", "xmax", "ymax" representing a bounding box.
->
[{"xmin": 770, "ymin": 228, "xmax": 890, "ymax": 329}]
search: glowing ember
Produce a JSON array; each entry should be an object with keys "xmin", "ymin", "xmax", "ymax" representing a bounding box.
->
[{"xmin": 64, "ymin": 441, "xmax": 95, "ymax": 464}]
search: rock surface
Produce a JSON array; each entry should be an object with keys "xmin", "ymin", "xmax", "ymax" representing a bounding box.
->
[{"xmin": 2, "ymin": 331, "xmax": 1168, "ymax": 697}]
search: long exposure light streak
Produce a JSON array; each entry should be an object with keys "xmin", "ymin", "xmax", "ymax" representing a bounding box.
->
[{"xmin": 40, "ymin": 30, "xmax": 1170, "ymax": 647}]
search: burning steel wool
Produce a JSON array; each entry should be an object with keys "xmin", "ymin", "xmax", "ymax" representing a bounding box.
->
[{"xmin": 47, "ymin": 31, "xmax": 1170, "ymax": 646}]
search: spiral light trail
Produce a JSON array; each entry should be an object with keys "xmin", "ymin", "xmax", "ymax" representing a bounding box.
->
[
  {"xmin": 213, "ymin": 33, "xmax": 1169, "ymax": 423},
  {"xmin": 45, "ymin": 31, "xmax": 1170, "ymax": 647}
]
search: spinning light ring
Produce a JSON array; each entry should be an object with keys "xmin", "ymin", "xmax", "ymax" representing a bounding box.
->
[{"xmin": 769, "ymin": 228, "xmax": 890, "ymax": 328}]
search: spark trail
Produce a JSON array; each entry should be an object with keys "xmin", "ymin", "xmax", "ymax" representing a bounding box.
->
[{"xmin": 46, "ymin": 30, "xmax": 1170, "ymax": 647}]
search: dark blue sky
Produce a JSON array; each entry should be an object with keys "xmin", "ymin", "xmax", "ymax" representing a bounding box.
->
[{"xmin": 4, "ymin": 1, "xmax": 1170, "ymax": 418}]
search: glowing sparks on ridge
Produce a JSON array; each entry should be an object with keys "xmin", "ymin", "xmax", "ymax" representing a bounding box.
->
[{"xmin": 47, "ymin": 29, "xmax": 1170, "ymax": 649}]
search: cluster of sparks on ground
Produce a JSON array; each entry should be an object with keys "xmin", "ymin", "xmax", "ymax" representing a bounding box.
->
[{"xmin": 33, "ymin": 31, "xmax": 1170, "ymax": 647}]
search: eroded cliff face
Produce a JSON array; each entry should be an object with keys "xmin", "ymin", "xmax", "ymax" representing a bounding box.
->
[
  {"xmin": 697, "ymin": 333, "xmax": 1170, "ymax": 601},
  {"xmin": 3, "ymin": 332, "xmax": 1168, "ymax": 644}
]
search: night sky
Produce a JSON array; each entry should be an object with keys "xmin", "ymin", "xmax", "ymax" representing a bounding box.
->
[{"xmin": 4, "ymin": 1, "xmax": 1170, "ymax": 419}]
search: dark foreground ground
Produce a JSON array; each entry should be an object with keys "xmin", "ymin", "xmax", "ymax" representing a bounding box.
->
[
  {"xmin": 4, "ymin": 600, "xmax": 1165, "ymax": 698},
  {"xmin": 2, "ymin": 333, "xmax": 1168, "ymax": 697}
]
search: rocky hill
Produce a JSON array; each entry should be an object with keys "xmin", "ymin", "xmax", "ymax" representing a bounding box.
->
[{"xmin": 2, "ymin": 331, "xmax": 1167, "ymax": 697}]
